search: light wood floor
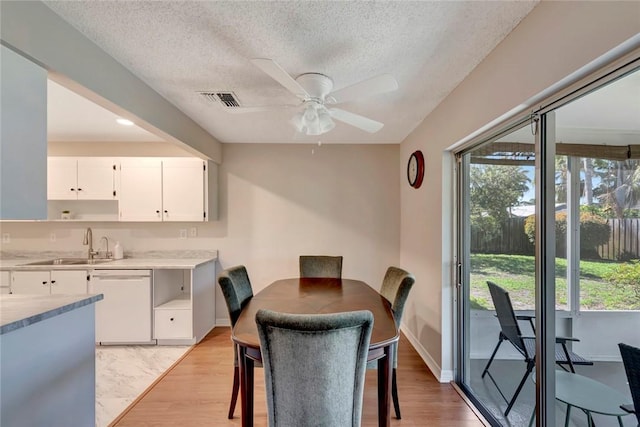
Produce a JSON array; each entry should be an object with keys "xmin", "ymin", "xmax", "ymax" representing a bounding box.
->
[{"xmin": 112, "ymin": 327, "xmax": 485, "ymax": 427}]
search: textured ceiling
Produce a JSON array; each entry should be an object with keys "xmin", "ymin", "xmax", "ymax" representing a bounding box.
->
[{"xmin": 43, "ymin": 1, "xmax": 538, "ymax": 144}]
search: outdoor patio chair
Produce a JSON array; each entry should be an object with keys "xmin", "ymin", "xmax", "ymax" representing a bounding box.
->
[
  {"xmin": 619, "ymin": 342, "xmax": 640, "ymax": 425},
  {"xmin": 482, "ymin": 281, "xmax": 593, "ymax": 416}
]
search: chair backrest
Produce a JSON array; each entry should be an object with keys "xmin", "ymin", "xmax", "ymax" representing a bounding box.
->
[
  {"xmin": 299, "ymin": 255, "xmax": 343, "ymax": 278},
  {"xmin": 256, "ymin": 308, "xmax": 373, "ymax": 427},
  {"xmin": 619, "ymin": 342, "xmax": 640, "ymax": 424},
  {"xmin": 487, "ymin": 281, "xmax": 527, "ymax": 356},
  {"xmin": 379, "ymin": 266, "xmax": 415, "ymax": 328},
  {"xmin": 217, "ymin": 265, "xmax": 254, "ymax": 326}
]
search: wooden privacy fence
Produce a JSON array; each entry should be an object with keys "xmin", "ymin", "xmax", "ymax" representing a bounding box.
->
[
  {"xmin": 471, "ymin": 218, "xmax": 534, "ymax": 255},
  {"xmin": 472, "ymin": 217, "xmax": 640, "ymax": 260},
  {"xmin": 598, "ymin": 218, "xmax": 640, "ymax": 260}
]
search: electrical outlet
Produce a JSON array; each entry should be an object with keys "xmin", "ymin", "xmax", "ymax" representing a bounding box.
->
[
  {"xmin": 1, "ymin": 233, "xmax": 10, "ymax": 243},
  {"xmin": 179, "ymin": 229, "xmax": 187, "ymax": 239},
  {"xmin": 49, "ymin": 232, "xmax": 56, "ymax": 242},
  {"xmin": 189, "ymin": 227, "xmax": 197, "ymax": 237}
]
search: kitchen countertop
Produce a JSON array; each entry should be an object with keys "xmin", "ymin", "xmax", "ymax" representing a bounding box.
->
[
  {"xmin": 0, "ymin": 294, "xmax": 103, "ymax": 335},
  {"xmin": 0, "ymin": 250, "xmax": 218, "ymax": 271},
  {"xmin": 0, "ymin": 257, "xmax": 216, "ymax": 271}
]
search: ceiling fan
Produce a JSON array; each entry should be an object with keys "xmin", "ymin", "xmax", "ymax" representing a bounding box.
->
[{"xmin": 229, "ymin": 58, "xmax": 398, "ymax": 136}]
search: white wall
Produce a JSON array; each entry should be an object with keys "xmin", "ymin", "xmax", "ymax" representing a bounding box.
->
[
  {"xmin": 399, "ymin": 1, "xmax": 640, "ymax": 381},
  {"xmin": 1, "ymin": 143, "xmax": 400, "ymax": 323}
]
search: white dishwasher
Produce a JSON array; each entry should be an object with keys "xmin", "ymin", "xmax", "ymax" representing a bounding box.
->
[{"xmin": 89, "ymin": 269, "xmax": 153, "ymax": 344}]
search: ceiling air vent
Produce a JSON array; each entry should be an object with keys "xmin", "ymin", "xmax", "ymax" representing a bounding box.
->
[{"xmin": 199, "ymin": 91, "xmax": 240, "ymax": 108}]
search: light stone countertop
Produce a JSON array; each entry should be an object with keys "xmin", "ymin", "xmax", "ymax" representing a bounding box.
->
[
  {"xmin": 0, "ymin": 294, "xmax": 104, "ymax": 335},
  {"xmin": 0, "ymin": 257, "xmax": 217, "ymax": 271},
  {"xmin": 0, "ymin": 250, "xmax": 218, "ymax": 271}
]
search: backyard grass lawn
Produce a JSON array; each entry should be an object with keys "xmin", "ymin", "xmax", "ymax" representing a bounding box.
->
[{"xmin": 470, "ymin": 253, "xmax": 638, "ymax": 310}]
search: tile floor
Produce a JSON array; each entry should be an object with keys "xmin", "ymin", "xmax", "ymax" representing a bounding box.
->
[
  {"xmin": 467, "ymin": 359, "xmax": 635, "ymax": 426},
  {"xmin": 95, "ymin": 345, "xmax": 191, "ymax": 427}
]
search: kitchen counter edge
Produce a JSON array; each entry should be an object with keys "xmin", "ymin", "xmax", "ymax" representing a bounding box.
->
[
  {"xmin": 0, "ymin": 257, "xmax": 217, "ymax": 271},
  {"xmin": 0, "ymin": 294, "xmax": 104, "ymax": 335}
]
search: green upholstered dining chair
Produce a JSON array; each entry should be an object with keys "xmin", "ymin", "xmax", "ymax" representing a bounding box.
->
[
  {"xmin": 299, "ymin": 255, "xmax": 343, "ymax": 278},
  {"xmin": 217, "ymin": 265, "xmax": 260, "ymax": 419},
  {"xmin": 256, "ymin": 308, "xmax": 374, "ymax": 427},
  {"xmin": 368, "ymin": 266, "xmax": 415, "ymax": 419}
]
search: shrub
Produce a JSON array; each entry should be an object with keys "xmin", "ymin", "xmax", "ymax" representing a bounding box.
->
[
  {"xmin": 605, "ymin": 261, "xmax": 640, "ymax": 301},
  {"xmin": 523, "ymin": 211, "xmax": 610, "ymax": 259}
]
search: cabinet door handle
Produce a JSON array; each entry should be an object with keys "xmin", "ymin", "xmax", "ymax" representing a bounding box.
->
[
  {"xmin": 170, "ymin": 318, "xmax": 174, "ymax": 321},
  {"xmin": 51, "ymin": 280, "xmax": 56, "ymax": 285},
  {"xmin": 164, "ymin": 210, "xmax": 168, "ymax": 213},
  {"xmin": 77, "ymin": 188, "xmax": 83, "ymax": 191},
  {"xmin": 42, "ymin": 281, "xmax": 48, "ymax": 285},
  {"xmin": 70, "ymin": 188, "xmax": 75, "ymax": 191},
  {"xmin": 156, "ymin": 210, "xmax": 160, "ymax": 214}
]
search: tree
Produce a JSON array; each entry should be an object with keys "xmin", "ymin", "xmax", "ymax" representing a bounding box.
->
[
  {"xmin": 594, "ymin": 159, "xmax": 640, "ymax": 218},
  {"xmin": 583, "ymin": 157, "xmax": 594, "ymax": 205},
  {"xmin": 470, "ymin": 164, "xmax": 530, "ymax": 238}
]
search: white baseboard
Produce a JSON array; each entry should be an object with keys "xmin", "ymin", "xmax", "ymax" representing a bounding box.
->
[
  {"xmin": 216, "ymin": 318, "xmax": 231, "ymax": 327},
  {"xmin": 401, "ymin": 325, "xmax": 451, "ymax": 383}
]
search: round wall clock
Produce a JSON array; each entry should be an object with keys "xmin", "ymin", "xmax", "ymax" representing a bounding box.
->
[{"xmin": 407, "ymin": 150, "xmax": 425, "ymax": 189}]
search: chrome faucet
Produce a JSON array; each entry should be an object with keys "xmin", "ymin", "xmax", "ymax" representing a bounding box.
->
[
  {"xmin": 100, "ymin": 236, "xmax": 112, "ymax": 259},
  {"xmin": 83, "ymin": 227, "xmax": 99, "ymax": 260}
]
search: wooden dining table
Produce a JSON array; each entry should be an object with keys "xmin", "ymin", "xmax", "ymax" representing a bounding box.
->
[{"xmin": 231, "ymin": 277, "xmax": 400, "ymax": 427}]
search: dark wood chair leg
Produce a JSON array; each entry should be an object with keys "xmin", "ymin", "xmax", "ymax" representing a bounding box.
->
[
  {"xmin": 228, "ymin": 365, "xmax": 239, "ymax": 419},
  {"xmin": 392, "ymin": 367, "xmax": 401, "ymax": 419}
]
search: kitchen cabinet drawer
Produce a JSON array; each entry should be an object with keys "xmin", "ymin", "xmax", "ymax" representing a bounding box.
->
[{"xmin": 154, "ymin": 309, "xmax": 192, "ymax": 339}]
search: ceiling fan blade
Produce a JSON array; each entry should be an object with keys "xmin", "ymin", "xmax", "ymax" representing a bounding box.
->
[
  {"xmin": 251, "ymin": 58, "xmax": 309, "ymax": 99},
  {"xmin": 329, "ymin": 108, "xmax": 384, "ymax": 133},
  {"xmin": 329, "ymin": 74, "xmax": 398, "ymax": 104}
]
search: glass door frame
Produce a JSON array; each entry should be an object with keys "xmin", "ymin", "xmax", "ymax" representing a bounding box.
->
[{"xmin": 453, "ymin": 52, "xmax": 640, "ymax": 426}]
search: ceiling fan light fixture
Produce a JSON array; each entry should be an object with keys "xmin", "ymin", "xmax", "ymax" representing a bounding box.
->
[
  {"xmin": 294, "ymin": 103, "xmax": 335, "ymax": 136},
  {"xmin": 316, "ymin": 107, "xmax": 335, "ymax": 134}
]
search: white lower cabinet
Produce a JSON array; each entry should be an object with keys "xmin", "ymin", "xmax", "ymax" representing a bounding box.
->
[
  {"xmin": 11, "ymin": 270, "xmax": 87, "ymax": 294},
  {"xmin": 152, "ymin": 262, "xmax": 216, "ymax": 344},
  {"xmin": 153, "ymin": 270, "xmax": 192, "ymax": 343},
  {"xmin": 154, "ymin": 299, "xmax": 192, "ymax": 339}
]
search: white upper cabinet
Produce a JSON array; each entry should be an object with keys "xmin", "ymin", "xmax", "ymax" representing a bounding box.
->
[
  {"xmin": 119, "ymin": 157, "xmax": 206, "ymax": 222},
  {"xmin": 119, "ymin": 158, "xmax": 163, "ymax": 221},
  {"xmin": 45, "ymin": 156, "xmax": 215, "ymax": 222},
  {"xmin": 48, "ymin": 157, "xmax": 117, "ymax": 200},
  {"xmin": 162, "ymin": 158, "xmax": 205, "ymax": 222}
]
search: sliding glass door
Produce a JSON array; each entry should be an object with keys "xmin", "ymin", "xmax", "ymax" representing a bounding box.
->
[
  {"xmin": 456, "ymin": 67, "xmax": 639, "ymax": 426},
  {"xmin": 458, "ymin": 122, "xmax": 542, "ymax": 425}
]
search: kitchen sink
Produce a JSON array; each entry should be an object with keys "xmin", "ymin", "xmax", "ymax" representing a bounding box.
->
[{"xmin": 23, "ymin": 258, "xmax": 115, "ymax": 266}]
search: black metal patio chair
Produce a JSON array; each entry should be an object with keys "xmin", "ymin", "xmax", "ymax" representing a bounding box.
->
[
  {"xmin": 619, "ymin": 342, "xmax": 640, "ymax": 426},
  {"xmin": 481, "ymin": 281, "xmax": 593, "ymax": 416}
]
